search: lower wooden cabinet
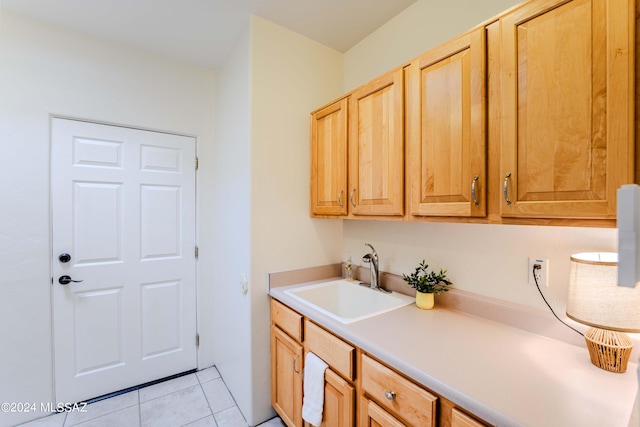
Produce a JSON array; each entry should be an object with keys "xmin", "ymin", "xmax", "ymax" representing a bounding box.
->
[
  {"xmin": 451, "ymin": 408, "xmax": 487, "ymax": 427},
  {"xmin": 361, "ymin": 354, "xmax": 437, "ymax": 427},
  {"xmin": 310, "ymin": 369, "xmax": 355, "ymax": 427},
  {"xmin": 359, "ymin": 396, "xmax": 405, "ymax": 427},
  {"xmin": 270, "ymin": 299, "xmax": 492, "ymax": 427},
  {"xmin": 271, "ymin": 325, "xmax": 303, "ymax": 427}
]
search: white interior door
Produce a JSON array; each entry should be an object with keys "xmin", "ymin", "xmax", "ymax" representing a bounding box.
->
[{"xmin": 51, "ymin": 118, "xmax": 197, "ymax": 404}]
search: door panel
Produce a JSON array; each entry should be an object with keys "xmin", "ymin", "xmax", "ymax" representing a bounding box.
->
[
  {"xmin": 408, "ymin": 27, "xmax": 486, "ymax": 217},
  {"xmin": 349, "ymin": 68, "xmax": 404, "ymax": 216},
  {"xmin": 499, "ymin": 0, "xmax": 634, "ymax": 218},
  {"xmin": 52, "ymin": 118, "xmax": 196, "ymax": 403},
  {"xmin": 310, "ymin": 98, "xmax": 348, "ymax": 216}
]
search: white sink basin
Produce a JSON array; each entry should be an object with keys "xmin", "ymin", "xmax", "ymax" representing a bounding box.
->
[{"xmin": 284, "ymin": 279, "xmax": 414, "ymax": 324}]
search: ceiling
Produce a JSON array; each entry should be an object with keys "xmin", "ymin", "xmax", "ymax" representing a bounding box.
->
[{"xmin": 0, "ymin": 0, "xmax": 417, "ymax": 69}]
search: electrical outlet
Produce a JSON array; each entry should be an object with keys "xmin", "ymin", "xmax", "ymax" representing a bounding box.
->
[{"xmin": 528, "ymin": 258, "xmax": 548, "ymax": 287}]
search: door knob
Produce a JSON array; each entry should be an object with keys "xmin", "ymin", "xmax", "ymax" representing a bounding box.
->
[
  {"xmin": 58, "ymin": 275, "xmax": 83, "ymax": 285},
  {"xmin": 58, "ymin": 253, "xmax": 71, "ymax": 263}
]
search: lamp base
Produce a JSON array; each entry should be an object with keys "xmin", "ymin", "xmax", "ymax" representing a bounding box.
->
[{"xmin": 584, "ymin": 328, "xmax": 633, "ymax": 373}]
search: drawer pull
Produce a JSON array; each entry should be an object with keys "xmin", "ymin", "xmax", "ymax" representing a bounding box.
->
[{"xmin": 384, "ymin": 391, "xmax": 396, "ymax": 400}]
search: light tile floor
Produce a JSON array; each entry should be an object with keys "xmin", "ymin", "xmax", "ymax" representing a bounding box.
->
[{"xmin": 16, "ymin": 367, "xmax": 284, "ymax": 427}]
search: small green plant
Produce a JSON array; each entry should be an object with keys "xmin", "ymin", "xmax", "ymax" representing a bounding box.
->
[{"xmin": 402, "ymin": 260, "xmax": 452, "ymax": 294}]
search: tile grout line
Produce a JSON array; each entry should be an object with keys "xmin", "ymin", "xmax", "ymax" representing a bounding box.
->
[
  {"xmin": 195, "ymin": 369, "xmax": 218, "ymax": 424},
  {"xmin": 137, "ymin": 389, "xmax": 141, "ymax": 427}
]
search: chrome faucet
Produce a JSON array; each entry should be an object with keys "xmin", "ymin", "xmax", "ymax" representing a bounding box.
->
[{"xmin": 362, "ymin": 243, "xmax": 389, "ymax": 293}]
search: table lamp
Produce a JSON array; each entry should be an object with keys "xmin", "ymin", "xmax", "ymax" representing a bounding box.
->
[{"xmin": 566, "ymin": 252, "xmax": 640, "ymax": 373}]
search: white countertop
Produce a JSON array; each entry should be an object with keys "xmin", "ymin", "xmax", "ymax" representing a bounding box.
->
[{"xmin": 270, "ymin": 280, "xmax": 639, "ymax": 427}]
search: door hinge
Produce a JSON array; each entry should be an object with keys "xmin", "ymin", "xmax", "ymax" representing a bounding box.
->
[
  {"xmin": 196, "ymin": 334, "xmax": 200, "ymax": 347},
  {"xmin": 195, "ymin": 156, "xmax": 199, "ymax": 170},
  {"xmin": 195, "ymin": 246, "xmax": 199, "ymax": 259}
]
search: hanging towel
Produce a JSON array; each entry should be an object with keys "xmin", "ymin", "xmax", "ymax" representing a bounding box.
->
[{"xmin": 302, "ymin": 352, "xmax": 328, "ymax": 427}]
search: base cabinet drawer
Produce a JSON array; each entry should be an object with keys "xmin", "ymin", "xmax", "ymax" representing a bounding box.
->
[
  {"xmin": 361, "ymin": 354, "xmax": 437, "ymax": 427},
  {"xmin": 305, "ymin": 319, "xmax": 356, "ymax": 380},
  {"xmin": 272, "ymin": 299, "xmax": 304, "ymax": 342}
]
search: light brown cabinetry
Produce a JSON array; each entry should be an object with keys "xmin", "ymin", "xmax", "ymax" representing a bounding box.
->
[
  {"xmin": 407, "ymin": 27, "xmax": 487, "ymax": 218},
  {"xmin": 310, "ymin": 0, "xmax": 636, "ymax": 226},
  {"xmin": 360, "ymin": 354, "xmax": 437, "ymax": 427},
  {"xmin": 305, "ymin": 319, "xmax": 355, "ymax": 380},
  {"xmin": 451, "ymin": 408, "xmax": 487, "ymax": 427},
  {"xmin": 271, "ymin": 298, "xmax": 492, "ymax": 427},
  {"xmin": 303, "ymin": 319, "xmax": 356, "ymax": 426},
  {"xmin": 498, "ymin": 0, "xmax": 635, "ymax": 219},
  {"xmin": 312, "ymin": 369, "xmax": 355, "ymax": 427},
  {"xmin": 271, "ymin": 301, "xmax": 304, "ymax": 427},
  {"xmin": 348, "ymin": 67, "xmax": 405, "ymax": 217},
  {"xmin": 271, "ymin": 300, "xmax": 355, "ymax": 427},
  {"xmin": 310, "ymin": 66, "xmax": 405, "ymax": 219},
  {"xmin": 359, "ymin": 395, "xmax": 405, "ymax": 427},
  {"xmin": 310, "ymin": 98, "xmax": 348, "ymax": 216},
  {"xmin": 439, "ymin": 397, "xmax": 489, "ymax": 427}
]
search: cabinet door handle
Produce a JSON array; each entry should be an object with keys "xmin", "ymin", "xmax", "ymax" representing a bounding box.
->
[
  {"xmin": 338, "ymin": 190, "xmax": 344, "ymax": 209},
  {"xmin": 503, "ymin": 173, "xmax": 512, "ymax": 206},
  {"xmin": 471, "ymin": 175, "xmax": 479, "ymax": 206},
  {"xmin": 293, "ymin": 354, "xmax": 300, "ymax": 374},
  {"xmin": 384, "ymin": 391, "xmax": 396, "ymax": 400},
  {"xmin": 349, "ymin": 188, "xmax": 357, "ymax": 208}
]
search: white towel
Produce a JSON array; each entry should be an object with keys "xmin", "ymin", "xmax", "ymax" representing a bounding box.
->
[{"xmin": 302, "ymin": 352, "xmax": 328, "ymax": 427}]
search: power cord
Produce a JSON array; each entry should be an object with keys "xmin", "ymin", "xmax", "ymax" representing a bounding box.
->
[{"xmin": 532, "ymin": 264, "xmax": 584, "ymax": 337}]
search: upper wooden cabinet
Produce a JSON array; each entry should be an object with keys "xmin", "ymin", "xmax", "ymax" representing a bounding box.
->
[
  {"xmin": 499, "ymin": 0, "xmax": 635, "ymax": 219},
  {"xmin": 310, "ymin": 98, "xmax": 348, "ymax": 216},
  {"xmin": 348, "ymin": 67, "xmax": 405, "ymax": 217},
  {"xmin": 309, "ymin": 0, "xmax": 635, "ymax": 225},
  {"xmin": 407, "ymin": 27, "xmax": 487, "ymax": 217}
]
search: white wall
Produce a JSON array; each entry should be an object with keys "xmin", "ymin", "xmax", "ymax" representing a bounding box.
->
[
  {"xmin": 211, "ymin": 16, "xmax": 344, "ymax": 426},
  {"xmin": 343, "ymin": 0, "xmax": 520, "ymax": 90},
  {"xmin": 250, "ymin": 16, "xmax": 344, "ymax": 424},
  {"xmin": 342, "ymin": 0, "xmax": 617, "ymax": 316},
  {"xmin": 0, "ymin": 11, "xmax": 216, "ymax": 426},
  {"xmin": 210, "ymin": 19, "xmax": 254, "ymax": 424}
]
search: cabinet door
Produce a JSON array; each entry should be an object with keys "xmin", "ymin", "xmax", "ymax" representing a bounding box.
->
[
  {"xmin": 358, "ymin": 396, "xmax": 405, "ymax": 427},
  {"xmin": 316, "ymin": 369, "xmax": 355, "ymax": 427},
  {"xmin": 272, "ymin": 326, "xmax": 303, "ymax": 427},
  {"xmin": 408, "ymin": 27, "xmax": 486, "ymax": 217},
  {"xmin": 451, "ymin": 408, "xmax": 488, "ymax": 427},
  {"xmin": 311, "ymin": 98, "xmax": 349, "ymax": 216},
  {"xmin": 348, "ymin": 68, "xmax": 404, "ymax": 216},
  {"xmin": 500, "ymin": 0, "xmax": 634, "ymax": 219}
]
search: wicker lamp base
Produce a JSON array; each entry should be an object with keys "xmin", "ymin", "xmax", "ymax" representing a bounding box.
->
[{"xmin": 584, "ymin": 328, "xmax": 633, "ymax": 373}]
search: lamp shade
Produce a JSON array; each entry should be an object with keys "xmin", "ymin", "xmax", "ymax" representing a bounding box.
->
[{"xmin": 566, "ymin": 252, "xmax": 640, "ymax": 332}]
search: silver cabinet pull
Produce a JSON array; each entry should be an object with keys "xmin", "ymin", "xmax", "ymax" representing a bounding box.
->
[
  {"xmin": 349, "ymin": 188, "xmax": 357, "ymax": 208},
  {"xmin": 471, "ymin": 175, "xmax": 479, "ymax": 206},
  {"xmin": 503, "ymin": 173, "xmax": 512, "ymax": 205},
  {"xmin": 293, "ymin": 354, "xmax": 300, "ymax": 374},
  {"xmin": 384, "ymin": 391, "xmax": 396, "ymax": 400},
  {"xmin": 338, "ymin": 190, "xmax": 344, "ymax": 209}
]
